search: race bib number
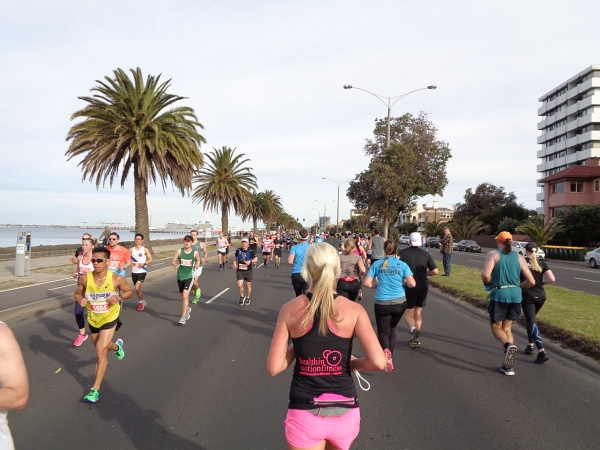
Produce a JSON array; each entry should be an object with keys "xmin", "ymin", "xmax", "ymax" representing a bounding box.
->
[
  {"xmin": 238, "ymin": 263, "xmax": 248, "ymax": 270},
  {"xmin": 90, "ymin": 303, "xmax": 110, "ymax": 313},
  {"xmin": 180, "ymin": 259, "xmax": 193, "ymax": 266}
]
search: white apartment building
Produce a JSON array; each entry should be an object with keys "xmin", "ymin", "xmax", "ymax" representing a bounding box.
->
[{"xmin": 537, "ymin": 65, "xmax": 600, "ymax": 213}]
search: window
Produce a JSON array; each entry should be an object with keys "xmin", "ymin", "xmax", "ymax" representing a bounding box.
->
[
  {"xmin": 551, "ymin": 182, "xmax": 565, "ymax": 194},
  {"xmin": 595, "ymin": 180, "xmax": 599, "ymax": 192},
  {"xmin": 570, "ymin": 182, "xmax": 584, "ymax": 193}
]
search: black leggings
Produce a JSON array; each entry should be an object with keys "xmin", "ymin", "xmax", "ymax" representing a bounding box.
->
[
  {"xmin": 374, "ymin": 302, "xmax": 407, "ymax": 354},
  {"xmin": 74, "ymin": 301, "xmax": 85, "ymax": 330},
  {"xmin": 291, "ymin": 273, "xmax": 308, "ymax": 297},
  {"xmin": 521, "ymin": 298, "xmax": 546, "ymax": 349},
  {"xmin": 336, "ymin": 279, "xmax": 361, "ymax": 301}
]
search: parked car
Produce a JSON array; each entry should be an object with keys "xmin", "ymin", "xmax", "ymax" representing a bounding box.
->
[
  {"xmin": 453, "ymin": 241, "xmax": 458, "ymax": 251},
  {"xmin": 426, "ymin": 237, "xmax": 440, "ymax": 248},
  {"xmin": 584, "ymin": 247, "xmax": 600, "ymax": 268},
  {"xmin": 457, "ymin": 240, "xmax": 482, "ymax": 252},
  {"xmin": 511, "ymin": 241, "xmax": 546, "ymax": 260},
  {"xmin": 400, "ymin": 235, "xmax": 410, "ymax": 245}
]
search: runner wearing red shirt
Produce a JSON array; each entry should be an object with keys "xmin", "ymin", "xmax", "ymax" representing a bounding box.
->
[
  {"xmin": 105, "ymin": 232, "xmax": 131, "ymax": 278},
  {"xmin": 262, "ymin": 234, "xmax": 273, "ymax": 267}
]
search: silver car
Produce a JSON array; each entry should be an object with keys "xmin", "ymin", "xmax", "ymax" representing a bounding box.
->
[
  {"xmin": 584, "ymin": 247, "xmax": 600, "ymax": 268},
  {"xmin": 400, "ymin": 235, "xmax": 410, "ymax": 245},
  {"xmin": 512, "ymin": 241, "xmax": 546, "ymax": 260}
]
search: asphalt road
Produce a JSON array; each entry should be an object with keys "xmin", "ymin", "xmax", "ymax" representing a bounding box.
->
[
  {"xmin": 426, "ymin": 247, "xmax": 600, "ymax": 295},
  {"xmin": 6, "ymin": 250, "xmax": 600, "ymax": 449}
]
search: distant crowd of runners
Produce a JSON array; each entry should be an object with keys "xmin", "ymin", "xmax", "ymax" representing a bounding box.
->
[{"xmin": 0, "ymin": 225, "xmax": 556, "ymax": 449}]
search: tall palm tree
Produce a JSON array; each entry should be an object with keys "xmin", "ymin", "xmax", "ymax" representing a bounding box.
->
[
  {"xmin": 240, "ymin": 191, "xmax": 269, "ymax": 233},
  {"xmin": 192, "ymin": 147, "xmax": 257, "ymax": 234},
  {"xmin": 260, "ymin": 190, "xmax": 283, "ymax": 232},
  {"xmin": 516, "ymin": 215, "xmax": 562, "ymax": 247},
  {"xmin": 424, "ymin": 220, "xmax": 445, "ymax": 237},
  {"xmin": 449, "ymin": 217, "xmax": 486, "ymax": 240},
  {"xmin": 65, "ymin": 68, "xmax": 205, "ymax": 254}
]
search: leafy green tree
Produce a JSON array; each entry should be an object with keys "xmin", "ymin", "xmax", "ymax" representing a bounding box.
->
[
  {"xmin": 516, "ymin": 215, "xmax": 562, "ymax": 247},
  {"xmin": 449, "ymin": 217, "xmax": 486, "ymax": 240},
  {"xmin": 348, "ymin": 113, "xmax": 451, "ymax": 238},
  {"xmin": 497, "ymin": 217, "xmax": 523, "ymax": 234},
  {"xmin": 555, "ymin": 205, "xmax": 600, "ymax": 246},
  {"xmin": 454, "ymin": 183, "xmax": 517, "ymax": 219},
  {"xmin": 192, "ymin": 147, "xmax": 257, "ymax": 235},
  {"xmin": 477, "ymin": 202, "xmax": 532, "ymax": 233},
  {"xmin": 397, "ymin": 222, "xmax": 418, "ymax": 235},
  {"xmin": 66, "ymin": 68, "xmax": 205, "ymax": 254}
]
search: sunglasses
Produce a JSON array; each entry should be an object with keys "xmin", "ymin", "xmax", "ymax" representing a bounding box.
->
[
  {"xmin": 91, "ymin": 258, "xmax": 107, "ymax": 263},
  {"xmin": 108, "ymin": 238, "xmax": 118, "ymax": 241}
]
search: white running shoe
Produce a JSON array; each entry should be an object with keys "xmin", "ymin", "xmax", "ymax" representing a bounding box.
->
[
  {"xmin": 186, "ymin": 307, "xmax": 191, "ymax": 320},
  {"xmin": 179, "ymin": 316, "xmax": 186, "ymax": 325}
]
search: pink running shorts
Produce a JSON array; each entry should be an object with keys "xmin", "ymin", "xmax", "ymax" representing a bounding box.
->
[{"xmin": 284, "ymin": 407, "xmax": 360, "ymax": 450}]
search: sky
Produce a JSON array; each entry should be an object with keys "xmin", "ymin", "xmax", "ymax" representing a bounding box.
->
[{"xmin": 1, "ymin": 0, "xmax": 598, "ymax": 229}]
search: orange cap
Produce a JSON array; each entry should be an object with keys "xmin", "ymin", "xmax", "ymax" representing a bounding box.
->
[{"xmin": 496, "ymin": 231, "xmax": 513, "ymax": 242}]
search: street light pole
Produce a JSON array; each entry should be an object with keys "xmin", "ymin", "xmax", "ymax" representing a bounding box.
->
[
  {"xmin": 343, "ymin": 84, "xmax": 437, "ymax": 148},
  {"xmin": 343, "ymin": 83, "xmax": 437, "ymax": 237},
  {"xmin": 322, "ymin": 178, "xmax": 352, "ymax": 234},
  {"xmin": 315, "ymin": 200, "xmax": 334, "ymax": 232}
]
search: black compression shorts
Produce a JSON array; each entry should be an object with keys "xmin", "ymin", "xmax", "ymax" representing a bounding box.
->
[{"xmin": 236, "ymin": 270, "xmax": 253, "ymax": 282}]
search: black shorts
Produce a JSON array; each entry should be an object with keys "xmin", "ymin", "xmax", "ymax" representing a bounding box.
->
[
  {"xmin": 236, "ymin": 270, "xmax": 253, "ymax": 282},
  {"xmin": 274, "ymin": 248, "xmax": 282, "ymax": 257},
  {"xmin": 225, "ymin": 247, "xmax": 229, "ymax": 254},
  {"xmin": 177, "ymin": 278, "xmax": 194, "ymax": 293},
  {"xmin": 406, "ymin": 289, "xmax": 428, "ymax": 309},
  {"xmin": 132, "ymin": 273, "xmax": 147, "ymax": 284},
  {"xmin": 88, "ymin": 318, "xmax": 119, "ymax": 334},
  {"xmin": 262, "ymin": 251, "xmax": 271, "ymax": 256},
  {"xmin": 291, "ymin": 273, "xmax": 309, "ymax": 297},
  {"xmin": 488, "ymin": 301, "xmax": 521, "ymax": 324}
]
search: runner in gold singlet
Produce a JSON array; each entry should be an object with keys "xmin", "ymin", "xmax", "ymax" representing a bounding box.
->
[{"xmin": 74, "ymin": 247, "xmax": 133, "ymax": 403}]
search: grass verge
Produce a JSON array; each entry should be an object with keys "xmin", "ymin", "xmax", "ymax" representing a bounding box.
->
[{"xmin": 430, "ymin": 260, "xmax": 600, "ymax": 361}]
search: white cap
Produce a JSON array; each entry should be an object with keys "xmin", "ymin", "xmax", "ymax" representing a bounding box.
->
[{"xmin": 409, "ymin": 232, "xmax": 422, "ymax": 246}]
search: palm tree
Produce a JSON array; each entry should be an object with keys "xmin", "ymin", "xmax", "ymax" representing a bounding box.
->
[
  {"xmin": 449, "ymin": 217, "xmax": 486, "ymax": 240},
  {"xmin": 260, "ymin": 190, "xmax": 283, "ymax": 232},
  {"xmin": 65, "ymin": 68, "xmax": 205, "ymax": 254},
  {"xmin": 240, "ymin": 191, "xmax": 269, "ymax": 233},
  {"xmin": 516, "ymin": 215, "xmax": 562, "ymax": 247},
  {"xmin": 424, "ymin": 220, "xmax": 445, "ymax": 237},
  {"xmin": 192, "ymin": 147, "xmax": 257, "ymax": 234}
]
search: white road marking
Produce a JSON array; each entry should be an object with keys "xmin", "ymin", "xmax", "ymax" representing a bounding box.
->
[
  {"xmin": 47, "ymin": 284, "xmax": 76, "ymax": 291},
  {"xmin": 574, "ymin": 277, "xmax": 600, "ymax": 284},
  {"xmin": 257, "ymin": 263, "xmax": 264, "ymax": 268},
  {"xmin": 206, "ymin": 288, "xmax": 230, "ymax": 304},
  {"xmin": 0, "ymin": 293, "xmax": 71, "ymax": 313},
  {"xmin": 0, "ymin": 277, "xmax": 73, "ymax": 293},
  {"xmin": 469, "ymin": 260, "xmax": 484, "ymax": 264}
]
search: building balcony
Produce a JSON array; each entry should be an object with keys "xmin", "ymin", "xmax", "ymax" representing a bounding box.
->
[
  {"xmin": 566, "ymin": 130, "xmax": 600, "ymax": 149},
  {"xmin": 566, "ymin": 77, "xmax": 600, "ymax": 101},
  {"xmin": 536, "ymin": 192, "xmax": 545, "ymax": 201}
]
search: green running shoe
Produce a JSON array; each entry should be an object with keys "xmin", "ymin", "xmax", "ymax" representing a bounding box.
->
[
  {"xmin": 115, "ymin": 339, "xmax": 124, "ymax": 360},
  {"xmin": 196, "ymin": 288, "xmax": 201, "ymax": 299},
  {"xmin": 83, "ymin": 388, "xmax": 100, "ymax": 403}
]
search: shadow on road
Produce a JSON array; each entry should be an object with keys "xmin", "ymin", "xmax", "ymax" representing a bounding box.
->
[{"xmin": 92, "ymin": 383, "xmax": 206, "ymax": 449}]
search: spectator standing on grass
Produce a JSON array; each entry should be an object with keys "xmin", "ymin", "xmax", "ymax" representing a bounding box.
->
[
  {"xmin": 481, "ymin": 231, "xmax": 535, "ymax": 376},
  {"xmin": 439, "ymin": 226, "xmax": 453, "ymax": 276},
  {"xmin": 0, "ymin": 322, "xmax": 29, "ymax": 450},
  {"xmin": 521, "ymin": 242, "xmax": 555, "ymax": 364}
]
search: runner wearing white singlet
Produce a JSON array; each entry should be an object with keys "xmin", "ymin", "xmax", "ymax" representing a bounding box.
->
[
  {"xmin": 130, "ymin": 233, "xmax": 153, "ymax": 311},
  {"xmin": 216, "ymin": 232, "xmax": 229, "ymax": 270},
  {"xmin": 262, "ymin": 235, "xmax": 273, "ymax": 267}
]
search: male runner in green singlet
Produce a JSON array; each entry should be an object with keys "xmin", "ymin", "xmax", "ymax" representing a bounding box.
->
[{"xmin": 171, "ymin": 235, "xmax": 201, "ymax": 325}]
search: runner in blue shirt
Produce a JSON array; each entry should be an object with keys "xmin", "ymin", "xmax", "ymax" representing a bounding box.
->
[
  {"xmin": 288, "ymin": 229, "xmax": 311, "ymax": 296},
  {"xmin": 363, "ymin": 240, "xmax": 415, "ymax": 373}
]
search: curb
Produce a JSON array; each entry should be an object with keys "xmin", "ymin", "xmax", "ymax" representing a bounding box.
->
[{"xmin": 430, "ymin": 286, "xmax": 600, "ymax": 376}]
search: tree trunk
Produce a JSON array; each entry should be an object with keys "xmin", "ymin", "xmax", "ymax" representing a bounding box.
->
[
  {"xmin": 221, "ymin": 201, "xmax": 229, "ymax": 235},
  {"xmin": 253, "ymin": 217, "xmax": 257, "ymax": 234},
  {"xmin": 383, "ymin": 217, "xmax": 390, "ymax": 239},
  {"xmin": 134, "ymin": 169, "xmax": 155, "ymax": 257}
]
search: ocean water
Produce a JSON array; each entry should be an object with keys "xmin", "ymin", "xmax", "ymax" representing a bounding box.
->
[{"xmin": 0, "ymin": 227, "xmax": 187, "ymax": 249}]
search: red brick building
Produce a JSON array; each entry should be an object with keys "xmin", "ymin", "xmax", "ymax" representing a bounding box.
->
[{"xmin": 538, "ymin": 157, "xmax": 600, "ymax": 219}]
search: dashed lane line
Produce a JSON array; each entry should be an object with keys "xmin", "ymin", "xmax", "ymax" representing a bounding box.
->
[{"xmin": 206, "ymin": 288, "xmax": 230, "ymax": 304}]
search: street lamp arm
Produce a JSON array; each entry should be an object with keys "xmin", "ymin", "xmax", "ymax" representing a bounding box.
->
[
  {"xmin": 344, "ymin": 85, "xmax": 389, "ymax": 108},
  {"xmin": 389, "ymin": 86, "xmax": 436, "ymax": 108},
  {"xmin": 322, "ymin": 177, "xmax": 353, "ymax": 186}
]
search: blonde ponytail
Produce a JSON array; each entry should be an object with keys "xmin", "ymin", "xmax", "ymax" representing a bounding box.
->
[
  {"xmin": 300, "ymin": 243, "xmax": 341, "ymax": 335},
  {"xmin": 528, "ymin": 250, "xmax": 542, "ymax": 273}
]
